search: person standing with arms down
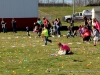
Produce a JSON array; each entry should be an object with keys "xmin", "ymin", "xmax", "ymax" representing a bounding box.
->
[
  {"xmin": 1, "ymin": 19, "xmax": 7, "ymax": 33},
  {"xmin": 11, "ymin": 18, "xmax": 17, "ymax": 33},
  {"xmin": 92, "ymin": 26, "xmax": 99, "ymax": 46},
  {"xmin": 92, "ymin": 18, "xmax": 100, "ymax": 32},
  {"xmin": 26, "ymin": 26, "xmax": 30, "ymax": 36},
  {"xmin": 83, "ymin": 16, "xmax": 88, "ymax": 26},
  {"xmin": 43, "ymin": 17, "xmax": 48, "ymax": 27},
  {"xmin": 56, "ymin": 18, "xmax": 62, "ymax": 37},
  {"xmin": 41, "ymin": 27, "xmax": 52, "ymax": 46}
]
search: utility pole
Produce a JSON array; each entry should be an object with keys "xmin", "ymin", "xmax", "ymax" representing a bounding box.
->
[
  {"xmin": 63, "ymin": 0, "xmax": 64, "ymax": 7},
  {"xmin": 73, "ymin": 0, "xmax": 75, "ymax": 14},
  {"xmin": 47, "ymin": 0, "xmax": 49, "ymax": 6},
  {"xmin": 84, "ymin": 0, "xmax": 86, "ymax": 6}
]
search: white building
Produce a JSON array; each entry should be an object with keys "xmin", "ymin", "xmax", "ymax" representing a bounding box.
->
[{"xmin": 92, "ymin": 8, "xmax": 100, "ymax": 22}]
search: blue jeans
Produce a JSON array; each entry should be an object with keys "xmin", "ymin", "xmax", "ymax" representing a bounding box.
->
[
  {"xmin": 57, "ymin": 26, "xmax": 61, "ymax": 35},
  {"xmin": 44, "ymin": 36, "xmax": 51, "ymax": 45},
  {"xmin": 12, "ymin": 27, "xmax": 16, "ymax": 32},
  {"xmin": 2, "ymin": 27, "xmax": 6, "ymax": 33}
]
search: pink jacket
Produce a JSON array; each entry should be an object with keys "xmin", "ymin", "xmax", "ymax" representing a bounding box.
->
[
  {"xmin": 94, "ymin": 21, "xmax": 100, "ymax": 32},
  {"xmin": 61, "ymin": 44, "xmax": 70, "ymax": 51}
]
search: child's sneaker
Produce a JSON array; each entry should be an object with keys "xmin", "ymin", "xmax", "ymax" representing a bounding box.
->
[
  {"xmin": 42, "ymin": 45, "xmax": 45, "ymax": 46},
  {"xmin": 58, "ymin": 35, "xmax": 60, "ymax": 37},
  {"xmin": 52, "ymin": 35, "xmax": 54, "ymax": 37}
]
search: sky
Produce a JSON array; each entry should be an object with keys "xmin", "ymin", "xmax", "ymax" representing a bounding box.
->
[{"xmin": 41, "ymin": 0, "xmax": 72, "ymax": 3}]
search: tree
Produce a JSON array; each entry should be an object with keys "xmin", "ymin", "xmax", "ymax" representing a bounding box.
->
[{"xmin": 74, "ymin": 0, "xmax": 85, "ymax": 6}]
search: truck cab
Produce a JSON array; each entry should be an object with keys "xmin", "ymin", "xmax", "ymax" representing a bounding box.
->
[{"xmin": 72, "ymin": 12, "xmax": 83, "ymax": 20}]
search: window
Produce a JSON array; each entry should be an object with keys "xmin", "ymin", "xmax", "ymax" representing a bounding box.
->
[
  {"xmin": 80, "ymin": 13, "xmax": 82, "ymax": 16},
  {"xmin": 75, "ymin": 13, "xmax": 79, "ymax": 16}
]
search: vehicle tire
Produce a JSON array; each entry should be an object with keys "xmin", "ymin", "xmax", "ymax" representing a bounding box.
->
[{"xmin": 66, "ymin": 19, "xmax": 71, "ymax": 23}]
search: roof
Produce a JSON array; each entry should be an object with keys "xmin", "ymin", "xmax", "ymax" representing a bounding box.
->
[{"xmin": 92, "ymin": 8, "xmax": 100, "ymax": 12}]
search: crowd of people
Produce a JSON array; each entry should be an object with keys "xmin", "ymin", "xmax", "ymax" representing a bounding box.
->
[
  {"xmin": 33, "ymin": 17, "xmax": 62, "ymax": 38},
  {"xmin": 79, "ymin": 17, "xmax": 100, "ymax": 46},
  {"xmin": 33, "ymin": 17, "xmax": 62, "ymax": 46},
  {"xmin": 32, "ymin": 16, "xmax": 100, "ymax": 55},
  {"xmin": 65, "ymin": 16, "xmax": 100, "ymax": 46},
  {"xmin": 0, "ymin": 16, "xmax": 100, "ymax": 55}
]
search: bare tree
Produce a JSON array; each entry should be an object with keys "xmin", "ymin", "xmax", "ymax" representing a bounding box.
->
[
  {"xmin": 62, "ymin": 0, "xmax": 66, "ymax": 4},
  {"xmin": 47, "ymin": 0, "xmax": 49, "ymax": 3},
  {"xmin": 74, "ymin": 0, "xmax": 85, "ymax": 6},
  {"xmin": 49, "ymin": 0, "xmax": 55, "ymax": 6},
  {"xmin": 86, "ymin": 0, "xmax": 100, "ymax": 5}
]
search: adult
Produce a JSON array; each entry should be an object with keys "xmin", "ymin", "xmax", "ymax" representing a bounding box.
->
[
  {"xmin": 36, "ymin": 18, "xmax": 43, "ymax": 37},
  {"xmin": 92, "ymin": 18, "xmax": 100, "ymax": 32},
  {"xmin": 52, "ymin": 18, "xmax": 58, "ymax": 36},
  {"xmin": 37, "ymin": 18, "xmax": 43, "ymax": 26},
  {"xmin": 70, "ymin": 17, "xmax": 74, "ymax": 26},
  {"xmin": 1, "ymin": 19, "xmax": 7, "ymax": 33},
  {"xmin": 43, "ymin": 17, "xmax": 48, "ymax": 27},
  {"xmin": 83, "ymin": 16, "xmax": 88, "ymax": 26},
  {"xmin": 56, "ymin": 18, "xmax": 62, "ymax": 37},
  {"xmin": 11, "ymin": 18, "xmax": 17, "ymax": 33},
  {"xmin": 88, "ymin": 18, "xmax": 92, "ymax": 31}
]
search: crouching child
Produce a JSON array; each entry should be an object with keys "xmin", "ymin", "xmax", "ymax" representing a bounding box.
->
[{"xmin": 57, "ymin": 42, "xmax": 73, "ymax": 55}]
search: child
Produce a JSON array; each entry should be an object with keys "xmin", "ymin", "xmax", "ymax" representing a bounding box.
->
[
  {"xmin": 50, "ymin": 26, "xmax": 55, "ymax": 37},
  {"xmin": 92, "ymin": 26, "xmax": 99, "ymax": 46},
  {"xmin": 26, "ymin": 26, "xmax": 30, "ymax": 36},
  {"xmin": 33, "ymin": 22, "xmax": 39, "ymax": 33},
  {"xmin": 73, "ymin": 30, "xmax": 77, "ymax": 36},
  {"xmin": 57, "ymin": 42, "xmax": 73, "ymax": 55},
  {"xmin": 67, "ymin": 26, "xmax": 74, "ymax": 38},
  {"xmin": 38, "ymin": 25, "xmax": 42, "ymax": 37},
  {"xmin": 81, "ymin": 26, "xmax": 91, "ymax": 43},
  {"xmin": 78, "ymin": 25, "xmax": 83, "ymax": 36},
  {"xmin": 41, "ymin": 27, "xmax": 52, "ymax": 46}
]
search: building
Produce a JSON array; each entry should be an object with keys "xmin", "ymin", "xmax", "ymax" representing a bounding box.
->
[
  {"xmin": 0, "ymin": 0, "xmax": 38, "ymax": 30},
  {"xmin": 92, "ymin": 8, "xmax": 100, "ymax": 22}
]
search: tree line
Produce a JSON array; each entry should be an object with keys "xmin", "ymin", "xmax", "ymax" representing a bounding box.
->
[{"xmin": 38, "ymin": 0, "xmax": 100, "ymax": 6}]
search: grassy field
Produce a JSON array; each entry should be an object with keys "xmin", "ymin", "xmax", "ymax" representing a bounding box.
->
[
  {"xmin": 0, "ymin": 6, "xmax": 100, "ymax": 75},
  {"xmin": 0, "ymin": 31, "xmax": 100, "ymax": 75},
  {"xmin": 39, "ymin": 6, "xmax": 100, "ymax": 26}
]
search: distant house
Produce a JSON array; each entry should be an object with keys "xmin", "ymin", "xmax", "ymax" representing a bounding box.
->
[
  {"xmin": 92, "ymin": 8, "xmax": 100, "ymax": 22},
  {"xmin": 0, "ymin": 0, "xmax": 38, "ymax": 30}
]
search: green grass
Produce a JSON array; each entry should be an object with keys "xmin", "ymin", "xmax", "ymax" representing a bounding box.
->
[{"xmin": 0, "ymin": 31, "xmax": 100, "ymax": 75}]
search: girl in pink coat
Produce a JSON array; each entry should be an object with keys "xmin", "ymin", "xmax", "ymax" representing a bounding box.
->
[
  {"xmin": 93, "ymin": 18, "xmax": 100, "ymax": 32},
  {"xmin": 57, "ymin": 42, "xmax": 73, "ymax": 55}
]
